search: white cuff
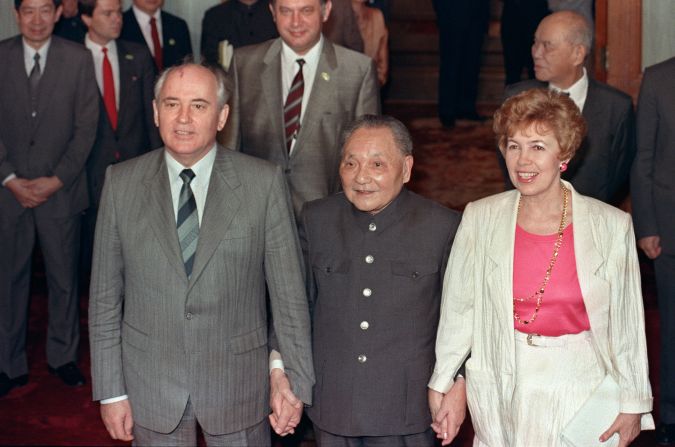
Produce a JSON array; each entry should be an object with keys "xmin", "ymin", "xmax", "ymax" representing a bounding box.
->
[{"xmin": 100, "ymin": 395, "xmax": 128, "ymax": 404}]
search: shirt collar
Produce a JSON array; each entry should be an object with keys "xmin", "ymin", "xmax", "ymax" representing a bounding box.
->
[
  {"xmin": 550, "ymin": 68, "xmax": 588, "ymax": 109},
  {"xmin": 132, "ymin": 4, "xmax": 161, "ymax": 24},
  {"xmin": 281, "ymin": 34, "xmax": 323, "ymax": 68},
  {"xmin": 22, "ymin": 37, "xmax": 51, "ymax": 65},
  {"xmin": 84, "ymin": 33, "xmax": 117, "ymax": 55},
  {"xmin": 350, "ymin": 187, "xmax": 410, "ymax": 230},
  {"xmin": 165, "ymin": 143, "xmax": 218, "ymax": 184}
]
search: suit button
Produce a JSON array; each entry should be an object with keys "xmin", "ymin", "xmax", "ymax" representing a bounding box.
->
[
  {"xmin": 368, "ymin": 223, "xmax": 377, "ymax": 232},
  {"xmin": 360, "ymin": 321, "xmax": 369, "ymax": 330},
  {"xmin": 284, "ymin": 169, "xmax": 291, "ymax": 174},
  {"xmin": 365, "ymin": 255, "xmax": 374, "ymax": 264},
  {"xmin": 362, "ymin": 288, "xmax": 372, "ymax": 297},
  {"xmin": 29, "ymin": 140, "xmax": 35, "ymax": 146},
  {"xmin": 357, "ymin": 354, "xmax": 367, "ymax": 363},
  {"xmin": 185, "ymin": 312, "xmax": 193, "ymax": 320}
]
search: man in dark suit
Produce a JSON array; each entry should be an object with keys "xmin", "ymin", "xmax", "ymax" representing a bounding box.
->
[
  {"xmin": 0, "ymin": 0, "xmax": 99, "ymax": 397},
  {"xmin": 299, "ymin": 115, "xmax": 465, "ymax": 445},
  {"xmin": 79, "ymin": 0, "xmax": 162, "ymax": 274},
  {"xmin": 631, "ymin": 56, "xmax": 675, "ymax": 446},
  {"xmin": 227, "ymin": 0, "xmax": 380, "ymax": 217},
  {"xmin": 53, "ymin": 0, "xmax": 87, "ymax": 43},
  {"xmin": 200, "ymin": 0, "xmax": 279, "ymax": 67},
  {"xmin": 503, "ymin": 10, "xmax": 636, "ymax": 204},
  {"xmin": 89, "ymin": 61, "xmax": 314, "ymax": 445},
  {"xmin": 120, "ymin": 0, "xmax": 192, "ymax": 71}
]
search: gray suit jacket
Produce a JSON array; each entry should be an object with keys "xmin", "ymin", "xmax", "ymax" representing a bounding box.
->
[
  {"xmin": 226, "ymin": 37, "xmax": 380, "ymax": 216},
  {"xmin": 504, "ymin": 79, "xmax": 636, "ymax": 204},
  {"xmin": 89, "ymin": 146, "xmax": 314, "ymax": 434},
  {"xmin": 300, "ymin": 189, "xmax": 460, "ymax": 436},
  {"xmin": 0, "ymin": 35, "xmax": 99, "ymax": 218},
  {"xmin": 631, "ymin": 56, "xmax": 675, "ymax": 254}
]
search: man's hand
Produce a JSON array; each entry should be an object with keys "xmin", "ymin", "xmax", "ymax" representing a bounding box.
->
[
  {"xmin": 428, "ymin": 378, "xmax": 467, "ymax": 446},
  {"xmin": 27, "ymin": 176, "xmax": 63, "ymax": 201},
  {"xmin": 269, "ymin": 368, "xmax": 302, "ymax": 436},
  {"xmin": 100, "ymin": 399, "xmax": 134, "ymax": 441},
  {"xmin": 4, "ymin": 177, "xmax": 45, "ymax": 208},
  {"xmin": 600, "ymin": 412, "xmax": 641, "ymax": 447},
  {"xmin": 638, "ymin": 236, "xmax": 662, "ymax": 260}
]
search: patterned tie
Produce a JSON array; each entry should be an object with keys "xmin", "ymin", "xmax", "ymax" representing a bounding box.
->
[
  {"xmin": 283, "ymin": 59, "xmax": 305, "ymax": 152},
  {"xmin": 28, "ymin": 52, "xmax": 41, "ymax": 115},
  {"xmin": 149, "ymin": 17, "xmax": 163, "ymax": 71},
  {"xmin": 177, "ymin": 169, "xmax": 199, "ymax": 277},
  {"xmin": 102, "ymin": 48, "xmax": 118, "ymax": 131}
]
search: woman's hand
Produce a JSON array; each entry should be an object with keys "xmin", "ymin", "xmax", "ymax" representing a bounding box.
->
[
  {"xmin": 428, "ymin": 378, "xmax": 467, "ymax": 446},
  {"xmin": 600, "ymin": 412, "xmax": 641, "ymax": 446}
]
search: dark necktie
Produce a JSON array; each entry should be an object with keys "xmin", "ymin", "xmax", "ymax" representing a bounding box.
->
[
  {"xmin": 177, "ymin": 169, "xmax": 199, "ymax": 278},
  {"xmin": 102, "ymin": 47, "xmax": 118, "ymax": 132},
  {"xmin": 28, "ymin": 52, "xmax": 41, "ymax": 115},
  {"xmin": 284, "ymin": 59, "xmax": 305, "ymax": 152},
  {"xmin": 149, "ymin": 17, "xmax": 163, "ymax": 71}
]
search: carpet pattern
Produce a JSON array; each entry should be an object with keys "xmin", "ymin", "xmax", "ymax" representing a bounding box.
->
[{"xmin": 0, "ymin": 104, "xmax": 661, "ymax": 446}]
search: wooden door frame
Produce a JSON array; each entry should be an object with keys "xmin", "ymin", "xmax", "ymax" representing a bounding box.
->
[{"xmin": 594, "ymin": 0, "xmax": 642, "ymax": 102}]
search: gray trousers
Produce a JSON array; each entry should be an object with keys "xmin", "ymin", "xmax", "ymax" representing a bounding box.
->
[
  {"xmin": 0, "ymin": 209, "xmax": 81, "ymax": 377},
  {"xmin": 314, "ymin": 426, "xmax": 435, "ymax": 447},
  {"xmin": 656, "ymin": 253, "xmax": 675, "ymax": 423},
  {"xmin": 133, "ymin": 399, "xmax": 271, "ymax": 446}
]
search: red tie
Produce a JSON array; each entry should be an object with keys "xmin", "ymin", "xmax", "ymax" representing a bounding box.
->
[
  {"xmin": 149, "ymin": 17, "xmax": 163, "ymax": 71},
  {"xmin": 284, "ymin": 59, "xmax": 305, "ymax": 152},
  {"xmin": 102, "ymin": 47, "xmax": 118, "ymax": 132}
]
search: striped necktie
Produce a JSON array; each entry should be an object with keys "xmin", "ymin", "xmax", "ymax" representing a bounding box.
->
[
  {"xmin": 284, "ymin": 59, "xmax": 305, "ymax": 152},
  {"xmin": 28, "ymin": 52, "xmax": 41, "ymax": 115},
  {"xmin": 177, "ymin": 169, "xmax": 199, "ymax": 278}
]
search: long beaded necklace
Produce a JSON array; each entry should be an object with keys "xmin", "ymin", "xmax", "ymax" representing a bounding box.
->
[{"xmin": 513, "ymin": 183, "xmax": 569, "ymax": 325}]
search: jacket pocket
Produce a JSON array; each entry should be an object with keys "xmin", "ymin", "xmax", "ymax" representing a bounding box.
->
[{"xmin": 230, "ymin": 325, "xmax": 267, "ymax": 354}]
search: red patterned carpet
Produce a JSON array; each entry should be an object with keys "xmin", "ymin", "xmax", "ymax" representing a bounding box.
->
[{"xmin": 0, "ymin": 104, "xmax": 661, "ymax": 446}]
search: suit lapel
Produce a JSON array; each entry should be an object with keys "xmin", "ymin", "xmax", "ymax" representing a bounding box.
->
[
  {"xmin": 143, "ymin": 151, "xmax": 187, "ymax": 281},
  {"xmin": 261, "ymin": 40, "xmax": 286, "ymax": 155},
  {"xmin": 34, "ymin": 38, "xmax": 63, "ymax": 132},
  {"xmin": 486, "ymin": 192, "xmax": 519, "ymax": 340},
  {"xmin": 115, "ymin": 40, "xmax": 133, "ymax": 135},
  {"xmin": 8, "ymin": 37, "xmax": 31, "ymax": 123},
  {"xmin": 569, "ymin": 182, "xmax": 608, "ymax": 329},
  {"xmin": 188, "ymin": 147, "xmax": 242, "ymax": 290},
  {"xmin": 581, "ymin": 80, "xmax": 600, "ymax": 119},
  {"xmin": 293, "ymin": 39, "xmax": 338, "ymax": 158}
]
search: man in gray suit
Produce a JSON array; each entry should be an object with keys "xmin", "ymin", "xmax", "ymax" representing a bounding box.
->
[
  {"xmin": 226, "ymin": 0, "xmax": 380, "ymax": 217},
  {"xmin": 298, "ymin": 115, "xmax": 465, "ymax": 446},
  {"xmin": 0, "ymin": 0, "xmax": 99, "ymax": 397},
  {"xmin": 503, "ymin": 10, "xmax": 636, "ymax": 205},
  {"xmin": 631, "ymin": 56, "xmax": 675, "ymax": 446},
  {"xmin": 89, "ymin": 62, "xmax": 314, "ymax": 445}
]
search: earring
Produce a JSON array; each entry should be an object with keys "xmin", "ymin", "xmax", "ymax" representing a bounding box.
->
[{"xmin": 560, "ymin": 162, "xmax": 568, "ymax": 173}]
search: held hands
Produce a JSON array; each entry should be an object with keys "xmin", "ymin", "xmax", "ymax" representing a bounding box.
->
[
  {"xmin": 5, "ymin": 176, "xmax": 63, "ymax": 208},
  {"xmin": 100, "ymin": 399, "xmax": 134, "ymax": 441},
  {"xmin": 269, "ymin": 368, "xmax": 303, "ymax": 436},
  {"xmin": 638, "ymin": 236, "xmax": 662, "ymax": 260},
  {"xmin": 600, "ymin": 413, "xmax": 641, "ymax": 447},
  {"xmin": 428, "ymin": 378, "xmax": 467, "ymax": 446}
]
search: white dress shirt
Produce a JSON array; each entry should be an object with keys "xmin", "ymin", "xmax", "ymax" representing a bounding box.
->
[
  {"xmin": 132, "ymin": 4, "xmax": 163, "ymax": 56},
  {"xmin": 280, "ymin": 36, "xmax": 323, "ymax": 154},
  {"xmin": 550, "ymin": 67, "xmax": 589, "ymax": 112},
  {"xmin": 84, "ymin": 35, "xmax": 120, "ymax": 109}
]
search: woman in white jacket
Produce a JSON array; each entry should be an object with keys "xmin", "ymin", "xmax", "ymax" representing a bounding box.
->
[{"xmin": 428, "ymin": 88, "xmax": 653, "ymax": 447}]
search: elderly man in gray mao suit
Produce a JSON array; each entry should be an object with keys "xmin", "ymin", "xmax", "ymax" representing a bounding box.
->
[
  {"xmin": 225, "ymin": 0, "xmax": 380, "ymax": 217},
  {"xmin": 89, "ymin": 61, "xmax": 314, "ymax": 446},
  {"xmin": 631, "ymin": 56, "xmax": 675, "ymax": 446}
]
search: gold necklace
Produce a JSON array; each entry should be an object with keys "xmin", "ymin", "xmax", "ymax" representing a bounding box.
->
[{"xmin": 513, "ymin": 183, "xmax": 569, "ymax": 325}]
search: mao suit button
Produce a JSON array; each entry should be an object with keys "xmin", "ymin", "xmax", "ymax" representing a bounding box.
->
[
  {"xmin": 185, "ymin": 312, "xmax": 193, "ymax": 320},
  {"xmin": 368, "ymin": 223, "xmax": 377, "ymax": 232},
  {"xmin": 357, "ymin": 354, "xmax": 367, "ymax": 363},
  {"xmin": 360, "ymin": 321, "xmax": 369, "ymax": 330},
  {"xmin": 362, "ymin": 288, "xmax": 372, "ymax": 297},
  {"xmin": 365, "ymin": 255, "xmax": 374, "ymax": 264}
]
